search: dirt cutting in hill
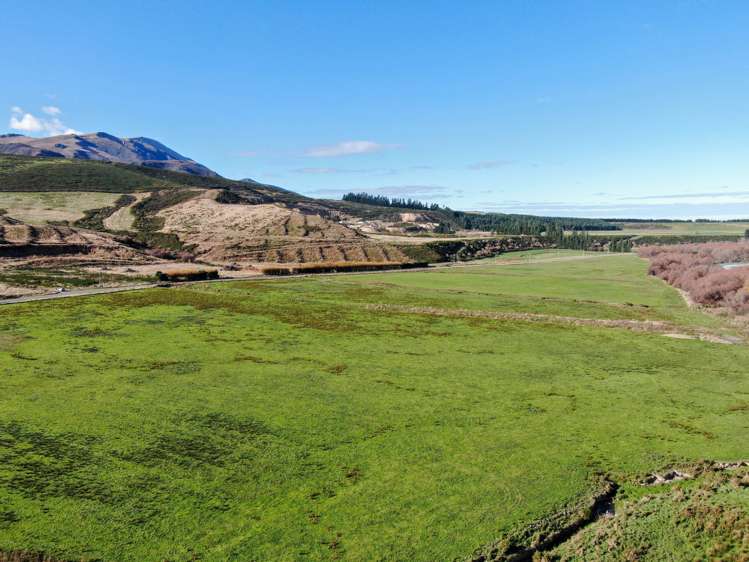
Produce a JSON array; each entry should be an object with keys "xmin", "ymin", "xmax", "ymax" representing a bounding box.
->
[
  {"xmin": 103, "ymin": 192, "xmax": 148, "ymax": 231},
  {"xmin": 156, "ymin": 190, "xmax": 409, "ymax": 264}
]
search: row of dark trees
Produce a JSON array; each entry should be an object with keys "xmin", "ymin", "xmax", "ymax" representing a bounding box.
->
[
  {"xmin": 545, "ymin": 224, "xmax": 589, "ymax": 250},
  {"xmin": 448, "ymin": 211, "xmax": 618, "ymax": 233},
  {"xmin": 543, "ymin": 223, "xmax": 633, "ymax": 251},
  {"xmin": 342, "ymin": 192, "xmax": 444, "ymax": 211}
]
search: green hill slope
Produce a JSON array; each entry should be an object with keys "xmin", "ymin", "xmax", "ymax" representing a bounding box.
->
[{"xmin": 0, "ymin": 155, "xmax": 300, "ymax": 201}]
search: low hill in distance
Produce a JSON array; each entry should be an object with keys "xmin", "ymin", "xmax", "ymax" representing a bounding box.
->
[
  {"xmin": 1, "ymin": 152, "xmax": 748, "ymax": 299},
  {"xmin": 0, "ymin": 132, "xmax": 216, "ymax": 176},
  {"xmin": 0, "ymin": 154, "xmax": 297, "ymax": 199}
]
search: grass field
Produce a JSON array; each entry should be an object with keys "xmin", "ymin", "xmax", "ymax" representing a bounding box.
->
[
  {"xmin": 1, "ymin": 252, "xmax": 747, "ymax": 560},
  {"xmin": 596, "ymin": 221, "xmax": 749, "ymax": 236},
  {"xmin": 0, "ymin": 192, "xmax": 121, "ymax": 225}
]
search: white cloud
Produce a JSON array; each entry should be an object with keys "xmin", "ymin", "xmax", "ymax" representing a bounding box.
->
[
  {"xmin": 620, "ymin": 190, "xmax": 749, "ymax": 201},
  {"xmin": 304, "ymin": 140, "xmax": 396, "ymax": 157},
  {"xmin": 8, "ymin": 106, "xmax": 79, "ymax": 136},
  {"xmin": 9, "ymin": 112, "xmax": 44, "ymax": 132},
  {"xmin": 473, "ymin": 199, "xmax": 749, "ymax": 220},
  {"xmin": 293, "ymin": 166, "xmax": 396, "ymax": 175}
]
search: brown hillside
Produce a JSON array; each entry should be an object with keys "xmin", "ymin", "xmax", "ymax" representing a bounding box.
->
[{"xmin": 156, "ymin": 190, "xmax": 408, "ymax": 264}]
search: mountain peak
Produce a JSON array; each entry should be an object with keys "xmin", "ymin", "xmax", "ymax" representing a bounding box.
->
[{"xmin": 0, "ymin": 131, "xmax": 216, "ymax": 177}]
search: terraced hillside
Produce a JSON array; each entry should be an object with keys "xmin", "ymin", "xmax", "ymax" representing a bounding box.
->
[
  {"xmin": 155, "ymin": 190, "xmax": 409, "ymax": 264},
  {"xmin": 0, "ymin": 214, "xmax": 145, "ymax": 261},
  {"xmin": 0, "ymin": 155, "xmax": 494, "ymax": 270},
  {"xmin": 0, "ymin": 252, "xmax": 747, "ymax": 561}
]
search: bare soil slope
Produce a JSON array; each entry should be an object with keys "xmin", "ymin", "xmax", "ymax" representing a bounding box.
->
[
  {"xmin": 0, "ymin": 214, "xmax": 149, "ymax": 262},
  {"xmin": 157, "ymin": 190, "xmax": 408, "ymax": 264}
]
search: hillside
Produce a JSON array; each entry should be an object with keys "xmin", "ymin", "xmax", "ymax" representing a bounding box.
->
[
  {"xmin": 0, "ymin": 132, "xmax": 216, "ymax": 176},
  {"xmin": 2, "ymin": 155, "xmax": 746, "ymax": 266},
  {"xmin": 0, "ymin": 154, "xmax": 420, "ymax": 279},
  {"xmin": 0, "ymin": 154, "xmax": 312, "ymax": 210}
]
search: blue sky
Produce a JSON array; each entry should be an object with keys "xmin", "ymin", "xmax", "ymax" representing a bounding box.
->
[{"xmin": 4, "ymin": 0, "xmax": 749, "ymax": 218}]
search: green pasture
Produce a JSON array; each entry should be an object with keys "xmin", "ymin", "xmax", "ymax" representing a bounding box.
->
[
  {"xmin": 598, "ymin": 221, "xmax": 749, "ymax": 236},
  {"xmin": 0, "ymin": 191, "xmax": 121, "ymax": 224},
  {"xmin": 1, "ymin": 252, "xmax": 747, "ymax": 560}
]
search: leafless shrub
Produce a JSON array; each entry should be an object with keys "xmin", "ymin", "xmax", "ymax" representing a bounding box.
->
[
  {"xmin": 259, "ymin": 261, "xmax": 427, "ymax": 276},
  {"xmin": 637, "ymin": 242, "xmax": 749, "ymax": 313}
]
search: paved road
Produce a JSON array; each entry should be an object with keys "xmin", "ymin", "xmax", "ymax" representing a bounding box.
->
[{"xmin": 0, "ymin": 253, "xmax": 615, "ymax": 307}]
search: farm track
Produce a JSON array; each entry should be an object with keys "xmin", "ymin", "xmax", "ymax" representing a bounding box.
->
[
  {"xmin": 0, "ymin": 253, "xmax": 615, "ymax": 306},
  {"xmin": 363, "ymin": 303, "xmax": 744, "ymax": 344}
]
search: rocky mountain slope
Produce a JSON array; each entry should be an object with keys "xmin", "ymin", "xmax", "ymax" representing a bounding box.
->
[{"xmin": 0, "ymin": 132, "xmax": 216, "ymax": 176}]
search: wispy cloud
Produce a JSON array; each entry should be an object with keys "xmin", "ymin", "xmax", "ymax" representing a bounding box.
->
[
  {"xmin": 309, "ymin": 184, "xmax": 455, "ymax": 199},
  {"xmin": 293, "ymin": 166, "xmax": 397, "ymax": 175},
  {"xmin": 304, "ymin": 140, "xmax": 397, "ymax": 157},
  {"xmin": 8, "ymin": 106, "xmax": 79, "ymax": 136},
  {"xmin": 467, "ymin": 159, "xmax": 517, "ymax": 170},
  {"xmin": 620, "ymin": 190, "xmax": 749, "ymax": 201},
  {"xmin": 474, "ymin": 199, "xmax": 749, "ymax": 220},
  {"xmin": 293, "ymin": 163, "xmax": 435, "ymax": 175}
]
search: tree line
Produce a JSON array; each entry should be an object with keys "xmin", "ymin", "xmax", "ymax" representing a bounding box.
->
[
  {"xmin": 342, "ymin": 192, "xmax": 444, "ymax": 211},
  {"xmin": 448, "ymin": 212, "xmax": 619, "ymax": 234}
]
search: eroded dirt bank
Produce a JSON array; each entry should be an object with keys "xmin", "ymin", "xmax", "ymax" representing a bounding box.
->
[{"xmin": 470, "ymin": 461, "xmax": 749, "ymax": 562}]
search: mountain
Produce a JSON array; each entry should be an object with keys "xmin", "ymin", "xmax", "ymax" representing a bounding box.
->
[{"xmin": 0, "ymin": 132, "xmax": 216, "ymax": 176}]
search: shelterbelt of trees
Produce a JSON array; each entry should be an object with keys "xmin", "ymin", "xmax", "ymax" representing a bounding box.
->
[
  {"xmin": 342, "ymin": 192, "xmax": 444, "ymax": 211},
  {"xmin": 453, "ymin": 212, "xmax": 617, "ymax": 234}
]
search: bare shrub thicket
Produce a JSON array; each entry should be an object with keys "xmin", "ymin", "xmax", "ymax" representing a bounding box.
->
[
  {"xmin": 637, "ymin": 242, "xmax": 749, "ymax": 313},
  {"xmin": 260, "ymin": 261, "xmax": 427, "ymax": 276}
]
